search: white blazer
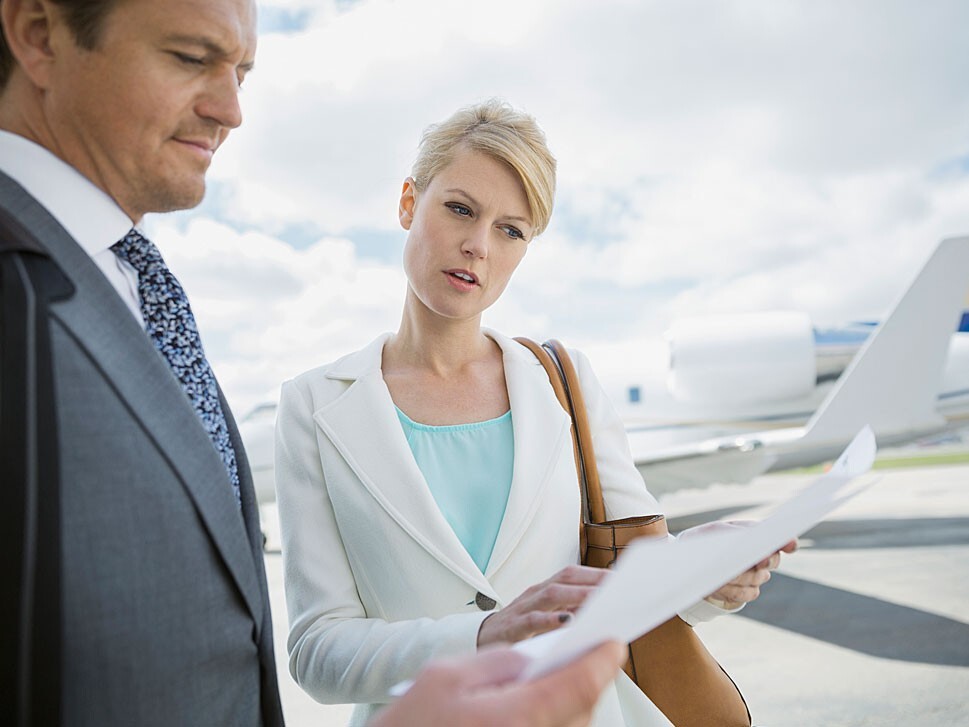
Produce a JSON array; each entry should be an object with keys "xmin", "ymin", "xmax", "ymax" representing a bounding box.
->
[{"xmin": 275, "ymin": 330, "xmax": 706, "ymax": 726}]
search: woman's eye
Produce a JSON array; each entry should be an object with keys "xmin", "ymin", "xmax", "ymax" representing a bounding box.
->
[
  {"xmin": 446, "ymin": 203, "xmax": 472, "ymax": 217},
  {"xmin": 501, "ymin": 225, "xmax": 525, "ymax": 240}
]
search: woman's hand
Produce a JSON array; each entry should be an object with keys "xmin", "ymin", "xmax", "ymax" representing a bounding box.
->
[
  {"xmin": 678, "ymin": 520, "xmax": 798, "ymax": 609},
  {"xmin": 476, "ymin": 565, "xmax": 607, "ymax": 648},
  {"xmin": 705, "ymin": 539, "xmax": 798, "ymax": 609}
]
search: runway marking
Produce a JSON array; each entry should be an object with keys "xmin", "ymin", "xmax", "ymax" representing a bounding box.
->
[{"xmin": 739, "ymin": 573, "xmax": 969, "ymax": 667}]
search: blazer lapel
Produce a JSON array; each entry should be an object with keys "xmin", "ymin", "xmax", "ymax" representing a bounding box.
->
[
  {"xmin": 5, "ymin": 179, "xmax": 265, "ymax": 629},
  {"xmin": 485, "ymin": 332, "xmax": 573, "ymax": 578},
  {"xmin": 314, "ymin": 349, "xmax": 493, "ymax": 595}
]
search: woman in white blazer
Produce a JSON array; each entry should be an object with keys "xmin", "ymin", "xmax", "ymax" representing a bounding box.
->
[{"xmin": 275, "ymin": 100, "xmax": 789, "ymax": 726}]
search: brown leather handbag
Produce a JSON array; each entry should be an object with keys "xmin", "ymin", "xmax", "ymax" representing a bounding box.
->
[{"xmin": 516, "ymin": 337, "xmax": 751, "ymax": 727}]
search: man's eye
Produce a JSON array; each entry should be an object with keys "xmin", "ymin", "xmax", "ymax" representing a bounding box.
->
[
  {"xmin": 446, "ymin": 203, "xmax": 472, "ymax": 217},
  {"xmin": 173, "ymin": 52, "xmax": 205, "ymax": 66}
]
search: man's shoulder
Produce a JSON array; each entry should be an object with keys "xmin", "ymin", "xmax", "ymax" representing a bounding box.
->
[
  {"xmin": 0, "ymin": 168, "xmax": 42, "ymax": 225},
  {"xmin": 0, "ymin": 169, "xmax": 82, "ymax": 263},
  {"xmin": 0, "ymin": 186, "xmax": 43, "ymax": 254}
]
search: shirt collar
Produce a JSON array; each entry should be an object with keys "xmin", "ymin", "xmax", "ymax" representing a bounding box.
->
[{"xmin": 0, "ymin": 130, "xmax": 136, "ymax": 254}]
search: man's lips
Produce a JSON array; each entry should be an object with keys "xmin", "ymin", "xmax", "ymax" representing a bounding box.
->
[{"xmin": 174, "ymin": 137, "xmax": 218, "ymax": 158}]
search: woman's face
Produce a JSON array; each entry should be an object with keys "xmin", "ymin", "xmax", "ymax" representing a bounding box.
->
[{"xmin": 399, "ymin": 146, "xmax": 534, "ymax": 324}]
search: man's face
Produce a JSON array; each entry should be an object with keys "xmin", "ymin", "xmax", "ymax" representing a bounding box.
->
[{"xmin": 43, "ymin": 0, "xmax": 257, "ymax": 221}]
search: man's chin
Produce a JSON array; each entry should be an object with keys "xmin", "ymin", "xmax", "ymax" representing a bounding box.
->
[{"xmin": 140, "ymin": 180, "xmax": 207, "ymax": 216}]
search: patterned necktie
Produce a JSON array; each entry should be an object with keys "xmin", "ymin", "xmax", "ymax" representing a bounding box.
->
[{"xmin": 112, "ymin": 229, "xmax": 241, "ymax": 507}]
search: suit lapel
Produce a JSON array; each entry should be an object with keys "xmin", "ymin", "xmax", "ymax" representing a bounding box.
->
[
  {"xmin": 1, "ymin": 176, "xmax": 265, "ymax": 628},
  {"xmin": 224, "ymin": 391, "xmax": 270, "ymax": 640},
  {"xmin": 485, "ymin": 333, "xmax": 572, "ymax": 577},
  {"xmin": 315, "ymin": 344, "xmax": 493, "ymax": 595}
]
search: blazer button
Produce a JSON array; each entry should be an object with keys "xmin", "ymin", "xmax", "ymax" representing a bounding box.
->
[{"xmin": 475, "ymin": 592, "xmax": 497, "ymax": 611}]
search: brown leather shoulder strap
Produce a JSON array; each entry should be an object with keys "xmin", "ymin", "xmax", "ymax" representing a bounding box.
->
[
  {"xmin": 514, "ymin": 337, "xmax": 609, "ymax": 525},
  {"xmin": 514, "ymin": 337, "xmax": 590, "ymax": 537},
  {"xmin": 514, "ymin": 337, "xmax": 570, "ymax": 411},
  {"xmin": 543, "ymin": 340, "xmax": 607, "ymax": 524}
]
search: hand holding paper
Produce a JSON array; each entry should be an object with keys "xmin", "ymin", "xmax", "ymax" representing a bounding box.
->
[
  {"xmin": 519, "ymin": 425, "xmax": 878, "ymax": 681},
  {"xmin": 679, "ymin": 520, "xmax": 798, "ymax": 609}
]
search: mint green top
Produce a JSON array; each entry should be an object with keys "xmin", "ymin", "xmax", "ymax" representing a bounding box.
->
[{"xmin": 396, "ymin": 407, "xmax": 514, "ymax": 573}]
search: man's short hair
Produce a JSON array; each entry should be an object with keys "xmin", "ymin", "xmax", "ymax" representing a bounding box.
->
[{"xmin": 0, "ymin": 0, "xmax": 120, "ymax": 89}]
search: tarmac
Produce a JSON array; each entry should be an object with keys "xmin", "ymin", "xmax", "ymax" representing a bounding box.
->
[{"xmin": 261, "ymin": 460, "xmax": 969, "ymax": 727}]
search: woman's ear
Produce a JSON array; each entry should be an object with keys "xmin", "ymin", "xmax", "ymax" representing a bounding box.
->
[{"xmin": 398, "ymin": 177, "xmax": 417, "ymax": 230}]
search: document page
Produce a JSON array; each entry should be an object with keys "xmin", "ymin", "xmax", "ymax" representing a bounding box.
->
[{"xmin": 518, "ymin": 425, "xmax": 878, "ymax": 680}]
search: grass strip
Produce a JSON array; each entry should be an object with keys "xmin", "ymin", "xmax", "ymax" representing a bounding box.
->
[{"xmin": 784, "ymin": 450, "xmax": 969, "ymax": 474}]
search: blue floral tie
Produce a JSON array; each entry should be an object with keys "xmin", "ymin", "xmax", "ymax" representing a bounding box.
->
[{"xmin": 112, "ymin": 229, "xmax": 241, "ymax": 507}]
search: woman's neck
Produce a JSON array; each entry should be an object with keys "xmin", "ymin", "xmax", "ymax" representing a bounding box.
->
[
  {"xmin": 382, "ymin": 296, "xmax": 510, "ymax": 425},
  {"xmin": 385, "ymin": 300, "xmax": 497, "ymax": 376}
]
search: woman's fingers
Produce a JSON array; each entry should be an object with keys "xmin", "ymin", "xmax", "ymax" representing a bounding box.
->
[
  {"xmin": 515, "ymin": 566, "xmax": 606, "ymax": 614},
  {"xmin": 752, "ymin": 551, "xmax": 781, "ymax": 571},
  {"xmin": 707, "ymin": 531, "xmax": 798, "ymax": 607},
  {"xmin": 780, "ymin": 539, "xmax": 799, "ymax": 553},
  {"xmin": 545, "ymin": 564, "xmax": 610, "ymax": 586},
  {"xmin": 706, "ymin": 556, "xmax": 779, "ymax": 605},
  {"xmin": 525, "ymin": 582, "xmax": 599, "ymax": 612},
  {"xmin": 477, "ymin": 585, "xmax": 596, "ymax": 645},
  {"xmin": 477, "ymin": 566, "xmax": 607, "ymax": 647},
  {"xmin": 479, "ymin": 609, "xmax": 576, "ymax": 645},
  {"xmin": 713, "ymin": 579, "xmax": 765, "ymax": 605}
]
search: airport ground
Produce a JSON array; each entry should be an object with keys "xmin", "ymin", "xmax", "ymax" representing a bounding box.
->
[{"xmin": 260, "ymin": 455, "xmax": 969, "ymax": 727}]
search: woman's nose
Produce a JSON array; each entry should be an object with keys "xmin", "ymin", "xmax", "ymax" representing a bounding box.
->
[{"xmin": 461, "ymin": 225, "xmax": 489, "ymax": 259}]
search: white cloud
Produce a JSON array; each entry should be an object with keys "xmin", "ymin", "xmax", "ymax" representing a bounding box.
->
[
  {"xmin": 166, "ymin": 0, "xmax": 969, "ymax": 413},
  {"xmin": 145, "ymin": 217, "xmax": 407, "ymax": 414}
]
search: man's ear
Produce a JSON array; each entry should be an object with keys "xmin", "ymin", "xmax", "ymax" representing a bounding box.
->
[
  {"xmin": 2, "ymin": 0, "xmax": 64, "ymax": 90},
  {"xmin": 398, "ymin": 177, "xmax": 418, "ymax": 230}
]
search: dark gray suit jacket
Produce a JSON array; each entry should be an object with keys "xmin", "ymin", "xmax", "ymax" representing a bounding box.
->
[{"xmin": 1, "ymin": 170, "xmax": 285, "ymax": 726}]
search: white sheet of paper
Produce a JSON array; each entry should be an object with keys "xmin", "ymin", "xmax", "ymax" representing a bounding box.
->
[{"xmin": 518, "ymin": 425, "xmax": 878, "ymax": 680}]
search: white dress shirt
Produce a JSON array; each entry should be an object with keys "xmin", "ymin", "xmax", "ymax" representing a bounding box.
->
[{"xmin": 0, "ymin": 130, "xmax": 144, "ymax": 324}]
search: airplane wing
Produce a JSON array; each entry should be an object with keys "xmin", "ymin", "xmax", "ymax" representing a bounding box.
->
[{"xmin": 630, "ymin": 235, "xmax": 969, "ymax": 493}]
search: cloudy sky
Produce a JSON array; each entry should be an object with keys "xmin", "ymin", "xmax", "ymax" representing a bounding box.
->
[{"xmin": 146, "ymin": 0, "xmax": 969, "ymax": 418}]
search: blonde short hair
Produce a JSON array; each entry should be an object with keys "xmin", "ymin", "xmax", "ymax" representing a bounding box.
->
[{"xmin": 411, "ymin": 99, "xmax": 557, "ymax": 236}]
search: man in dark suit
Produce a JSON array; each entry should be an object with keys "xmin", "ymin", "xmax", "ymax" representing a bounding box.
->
[
  {"xmin": 0, "ymin": 1, "xmax": 623, "ymax": 724},
  {"xmin": 1, "ymin": 0, "xmax": 284, "ymax": 724}
]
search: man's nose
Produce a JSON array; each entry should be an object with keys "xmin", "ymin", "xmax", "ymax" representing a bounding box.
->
[{"xmin": 197, "ymin": 70, "xmax": 244, "ymax": 130}]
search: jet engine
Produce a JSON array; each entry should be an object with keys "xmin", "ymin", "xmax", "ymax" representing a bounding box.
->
[{"xmin": 666, "ymin": 311, "xmax": 817, "ymax": 405}]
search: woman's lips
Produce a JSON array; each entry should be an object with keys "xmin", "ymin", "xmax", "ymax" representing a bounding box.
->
[{"xmin": 445, "ymin": 269, "xmax": 478, "ymax": 291}]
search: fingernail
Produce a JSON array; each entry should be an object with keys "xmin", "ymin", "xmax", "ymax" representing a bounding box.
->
[{"xmin": 558, "ymin": 613, "xmax": 571, "ymax": 623}]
